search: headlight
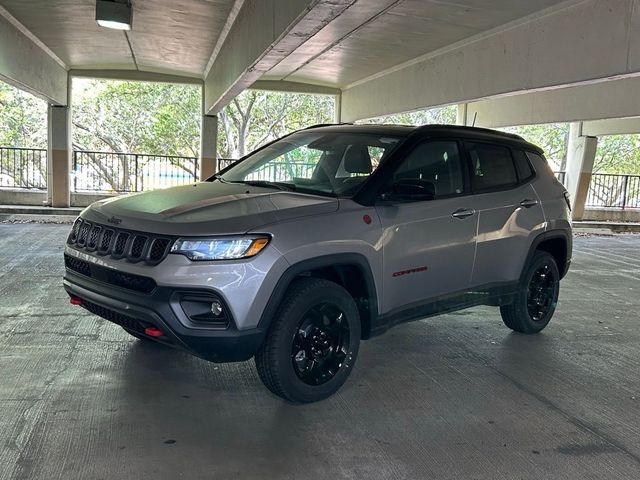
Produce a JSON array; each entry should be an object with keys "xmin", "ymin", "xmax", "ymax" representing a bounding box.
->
[{"xmin": 170, "ymin": 236, "xmax": 270, "ymax": 261}]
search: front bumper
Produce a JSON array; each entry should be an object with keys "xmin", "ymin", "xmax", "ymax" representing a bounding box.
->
[{"xmin": 63, "ymin": 270, "xmax": 266, "ymax": 362}]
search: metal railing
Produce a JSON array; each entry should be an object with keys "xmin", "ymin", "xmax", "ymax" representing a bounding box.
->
[
  {"xmin": 215, "ymin": 158, "xmax": 317, "ymax": 181},
  {"xmin": 72, "ymin": 151, "xmax": 198, "ymax": 192},
  {"xmin": 554, "ymin": 171, "xmax": 566, "ymax": 185},
  {"xmin": 0, "ymin": 147, "xmax": 48, "ymax": 189},
  {"xmin": 217, "ymin": 158, "xmax": 238, "ymax": 171},
  {"xmin": 586, "ymin": 173, "xmax": 640, "ymax": 209}
]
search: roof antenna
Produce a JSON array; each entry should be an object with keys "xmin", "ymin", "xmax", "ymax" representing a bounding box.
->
[{"xmin": 471, "ymin": 112, "xmax": 478, "ymax": 127}]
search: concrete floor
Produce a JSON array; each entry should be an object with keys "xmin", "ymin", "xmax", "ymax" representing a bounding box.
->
[{"xmin": 1, "ymin": 224, "xmax": 639, "ymax": 480}]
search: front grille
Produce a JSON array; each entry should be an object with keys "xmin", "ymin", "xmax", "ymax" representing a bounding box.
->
[
  {"xmin": 64, "ymin": 253, "xmax": 157, "ymax": 294},
  {"xmin": 67, "ymin": 218, "xmax": 173, "ymax": 265},
  {"xmin": 64, "ymin": 254, "xmax": 91, "ymax": 276},
  {"xmin": 81, "ymin": 299, "xmax": 147, "ymax": 334}
]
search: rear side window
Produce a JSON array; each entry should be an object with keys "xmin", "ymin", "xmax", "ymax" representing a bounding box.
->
[
  {"xmin": 512, "ymin": 149, "xmax": 535, "ymax": 181},
  {"xmin": 467, "ymin": 142, "xmax": 517, "ymax": 191}
]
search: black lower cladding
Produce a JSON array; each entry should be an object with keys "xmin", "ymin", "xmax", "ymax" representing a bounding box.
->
[
  {"xmin": 64, "ymin": 270, "xmax": 266, "ymax": 363},
  {"xmin": 64, "ymin": 253, "xmax": 156, "ymax": 293},
  {"xmin": 81, "ymin": 299, "xmax": 148, "ymax": 335}
]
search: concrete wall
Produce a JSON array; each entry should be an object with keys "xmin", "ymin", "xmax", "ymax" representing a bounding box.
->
[
  {"xmin": 583, "ymin": 208, "xmax": 640, "ymax": 223},
  {"xmin": 0, "ymin": 189, "xmax": 117, "ymax": 207},
  {"xmin": 341, "ymin": 0, "xmax": 640, "ymax": 122},
  {"xmin": 0, "ymin": 10, "xmax": 67, "ymax": 105}
]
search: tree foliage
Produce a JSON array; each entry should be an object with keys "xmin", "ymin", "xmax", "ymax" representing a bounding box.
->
[
  {"xmin": 217, "ymin": 90, "xmax": 334, "ymax": 159},
  {"xmin": 0, "ymin": 82, "xmax": 47, "ymax": 148},
  {"xmin": 499, "ymin": 123, "xmax": 569, "ymax": 171},
  {"xmin": 360, "ymin": 105, "xmax": 457, "ymax": 126}
]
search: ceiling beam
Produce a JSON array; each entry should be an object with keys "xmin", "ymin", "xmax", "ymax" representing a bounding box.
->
[
  {"xmin": 70, "ymin": 69, "xmax": 203, "ymax": 85},
  {"xmin": 341, "ymin": 0, "xmax": 640, "ymax": 122},
  {"xmin": 464, "ymin": 76, "xmax": 640, "ymax": 129},
  {"xmin": 203, "ymin": 0, "xmax": 356, "ymax": 114},
  {"xmin": 0, "ymin": 6, "xmax": 68, "ymax": 105},
  {"xmin": 249, "ymin": 80, "xmax": 340, "ymax": 95}
]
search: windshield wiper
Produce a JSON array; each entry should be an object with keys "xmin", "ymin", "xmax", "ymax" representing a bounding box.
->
[{"xmin": 231, "ymin": 180, "xmax": 297, "ymax": 191}]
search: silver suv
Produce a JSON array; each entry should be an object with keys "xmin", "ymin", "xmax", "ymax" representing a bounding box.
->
[{"xmin": 64, "ymin": 124, "xmax": 572, "ymax": 403}]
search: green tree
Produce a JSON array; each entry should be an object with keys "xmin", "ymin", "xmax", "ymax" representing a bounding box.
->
[
  {"xmin": 499, "ymin": 123, "xmax": 570, "ymax": 171},
  {"xmin": 594, "ymin": 135, "xmax": 640, "ymax": 175},
  {"xmin": 360, "ymin": 105, "xmax": 457, "ymax": 126},
  {"xmin": 217, "ymin": 90, "xmax": 334, "ymax": 159},
  {"xmin": 0, "ymin": 82, "xmax": 48, "ymax": 187},
  {"xmin": 0, "ymin": 82, "xmax": 47, "ymax": 148}
]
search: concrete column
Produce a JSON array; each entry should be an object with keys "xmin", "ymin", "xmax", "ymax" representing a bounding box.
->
[
  {"xmin": 334, "ymin": 93, "xmax": 342, "ymax": 123},
  {"xmin": 565, "ymin": 122, "xmax": 598, "ymax": 221},
  {"xmin": 456, "ymin": 103, "xmax": 468, "ymax": 126},
  {"xmin": 47, "ymin": 105, "xmax": 71, "ymax": 207},
  {"xmin": 200, "ymin": 114, "xmax": 218, "ymax": 180}
]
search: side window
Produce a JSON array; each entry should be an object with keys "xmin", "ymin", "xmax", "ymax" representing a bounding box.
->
[
  {"xmin": 392, "ymin": 141, "xmax": 464, "ymax": 198},
  {"xmin": 467, "ymin": 142, "xmax": 517, "ymax": 191},
  {"xmin": 526, "ymin": 151, "xmax": 554, "ymax": 176},
  {"xmin": 512, "ymin": 149, "xmax": 535, "ymax": 181}
]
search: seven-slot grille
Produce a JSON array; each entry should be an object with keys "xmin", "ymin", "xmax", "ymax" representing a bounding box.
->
[{"xmin": 67, "ymin": 218, "xmax": 173, "ymax": 265}]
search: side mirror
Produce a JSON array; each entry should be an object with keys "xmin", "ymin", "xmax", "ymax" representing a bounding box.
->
[{"xmin": 382, "ymin": 179, "xmax": 435, "ymax": 202}]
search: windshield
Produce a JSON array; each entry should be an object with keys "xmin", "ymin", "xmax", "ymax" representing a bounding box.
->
[{"xmin": 218, "ymin": 131, "xmax": 403, "ymax": 197}]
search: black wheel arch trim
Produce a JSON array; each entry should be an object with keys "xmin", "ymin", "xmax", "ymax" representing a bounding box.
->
[
  {"xmin": 525, "ymin": 229, "xmax": 572, "ymax": 279},
  {"xmin": 257, "ymin": 253, "xmax": 379, "ymax": 339}
]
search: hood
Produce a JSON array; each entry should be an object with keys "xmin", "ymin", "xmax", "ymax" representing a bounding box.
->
[{"xmin": 81, "ymin": 181, "xmax": 339, "ymax": 235}]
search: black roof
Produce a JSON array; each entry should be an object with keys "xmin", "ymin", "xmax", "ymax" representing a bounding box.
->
[{"xmin": 303, "ymin": 123, "xmax": 543, "ymax": 154}]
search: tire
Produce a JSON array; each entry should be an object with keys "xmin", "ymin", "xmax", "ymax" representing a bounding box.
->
[
  {"xmin": 500, "ymin": 251, "xmax": 560, "ymax": 334},
  {"xmin": 255, "ymin": 277, "xmax": 361, "ymax": 403}
]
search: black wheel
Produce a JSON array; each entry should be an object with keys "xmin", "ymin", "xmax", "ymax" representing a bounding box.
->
[
  {"xmin": 500, "ymin": 251, "xmax": 560, "ymax": 334},
  {"xmin": 254, "ymin": 278, "xmax": 360, "ymax": 403}
]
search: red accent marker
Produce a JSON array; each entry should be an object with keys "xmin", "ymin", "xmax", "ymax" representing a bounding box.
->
[
  {"xmin": 69, "ymin": 296, "xmax": 83, "ymax": 306},
  {"xmin": 363, "ymin": 214, "xmax": 372, "ymax": 225},
  {"xmin": 144, "ymin": 327, "xmax": 164, "ymax": 337}
]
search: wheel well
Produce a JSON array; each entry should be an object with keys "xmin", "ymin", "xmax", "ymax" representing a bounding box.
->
[
  {"xmin": 297, "ymin": 264, "xmax": 375, "ymax": 339},
  {"xmin": 536, "ymin": 237, "xmax": 567, "ymax": 278}
]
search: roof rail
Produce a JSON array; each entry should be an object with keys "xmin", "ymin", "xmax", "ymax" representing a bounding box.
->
[{"xmin": 303, "ymin": 122, "xmax": 354, "ymax": 130}]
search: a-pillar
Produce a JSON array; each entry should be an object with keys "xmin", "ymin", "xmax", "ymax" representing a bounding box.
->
[
  {"xmin": 47, "ymin": 105, "xmax": 71, "ymax": 207},
  {"xmin": 200, "ymin": 114, "xmax": 218, "ymax": 180},
  {"xmin": 565, "ymin": 122, "xmax": 598, "ymax": 221}
]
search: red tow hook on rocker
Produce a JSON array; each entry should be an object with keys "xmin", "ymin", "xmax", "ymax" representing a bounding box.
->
[
  {"xmin": 69, "ymin": 296, "xmax": 83, "ymax": 306},
  {"xmin": 69, "ymin": 295, "xmax": 165, "ymax": 338}
]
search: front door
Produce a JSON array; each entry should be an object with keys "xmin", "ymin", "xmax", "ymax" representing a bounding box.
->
[{"xmin": 375, "ymin": 140, "xmax": 478, "ymax": 315}]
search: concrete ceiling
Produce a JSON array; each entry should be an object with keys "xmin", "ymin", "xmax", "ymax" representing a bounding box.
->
[
  {"xmin": 0, "ymin": 0, "xmax": 570, "ymax": 95},
  {"xmin": 0, "ymin": 0, "xmax": 235, "ymax": 77},
  {"xmin": 263, "ymin": 0, "xmax": 566, "ymax": 88}
]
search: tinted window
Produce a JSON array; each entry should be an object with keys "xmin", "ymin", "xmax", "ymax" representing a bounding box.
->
[
  {"xmin": 220, "ymin": 132, "xmax": 401, "ymax": 197},
  {"xmin": 513, "ymin": 149, "xmax": 535, "ymax": 181},
  {"xmin": 467, "ymin": 142, "xmax": 517, "ymax": 191},
  {"xmin": 393, "ymin": 141, "xmax": 464, "ymax": 198},
  {"xmin": 526, "ymin": 151, "xmax": 554, "ymax": 176}
]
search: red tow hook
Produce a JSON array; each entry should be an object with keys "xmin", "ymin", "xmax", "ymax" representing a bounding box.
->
[
  {"xmin": 144, "ymin": 327, "xmax": 165, "ymax": 337},
  {"xmin": 69, "ymin": 296, "xmax": 83, "ymax": 306}
]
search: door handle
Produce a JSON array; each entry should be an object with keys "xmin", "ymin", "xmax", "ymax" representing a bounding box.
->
[
  {"xmin": 451, "ymin": 208, "xmax": 476, "ymax": 219},
  {"xmin": 519, "ymin": 199, "xmax": 539, "ymax": 208}
]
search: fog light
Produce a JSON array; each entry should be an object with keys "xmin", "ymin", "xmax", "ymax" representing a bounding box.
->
[{"xmin": 211, "ymin": 300, "xmax": 223, "ymax": 317}]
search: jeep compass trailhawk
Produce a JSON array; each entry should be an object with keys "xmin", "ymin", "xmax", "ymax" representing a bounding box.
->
[{"xmin": 64, "ymin": 124, "xmax": 572, "ymax": 403}]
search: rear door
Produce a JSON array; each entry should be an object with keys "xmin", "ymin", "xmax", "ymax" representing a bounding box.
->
[
  {"xmin": 464, "ymin": 142, "xmax": 546, "ymax": 287},
  {"xmin": 375, "ymin": 139, "xmax": 478, "ymax": 314}
]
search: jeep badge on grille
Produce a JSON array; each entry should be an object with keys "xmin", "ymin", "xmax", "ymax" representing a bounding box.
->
[{"xmin": 107, "ymin": 216, "xmax": 122, "ymax": 225}]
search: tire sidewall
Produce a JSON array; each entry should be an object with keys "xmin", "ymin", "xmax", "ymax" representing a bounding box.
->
[
  {"xmin": 273, "ymin": 281, "xmax": 361, "ymax": 403},
  {"xmin": 519, "ymin": 252, "xmax": 560, "ymax": 329}
]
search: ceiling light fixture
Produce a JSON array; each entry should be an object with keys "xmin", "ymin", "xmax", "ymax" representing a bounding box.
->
[{"xmin": 96, "ymin": 0, "xmax": 133, "ymax": 31}]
